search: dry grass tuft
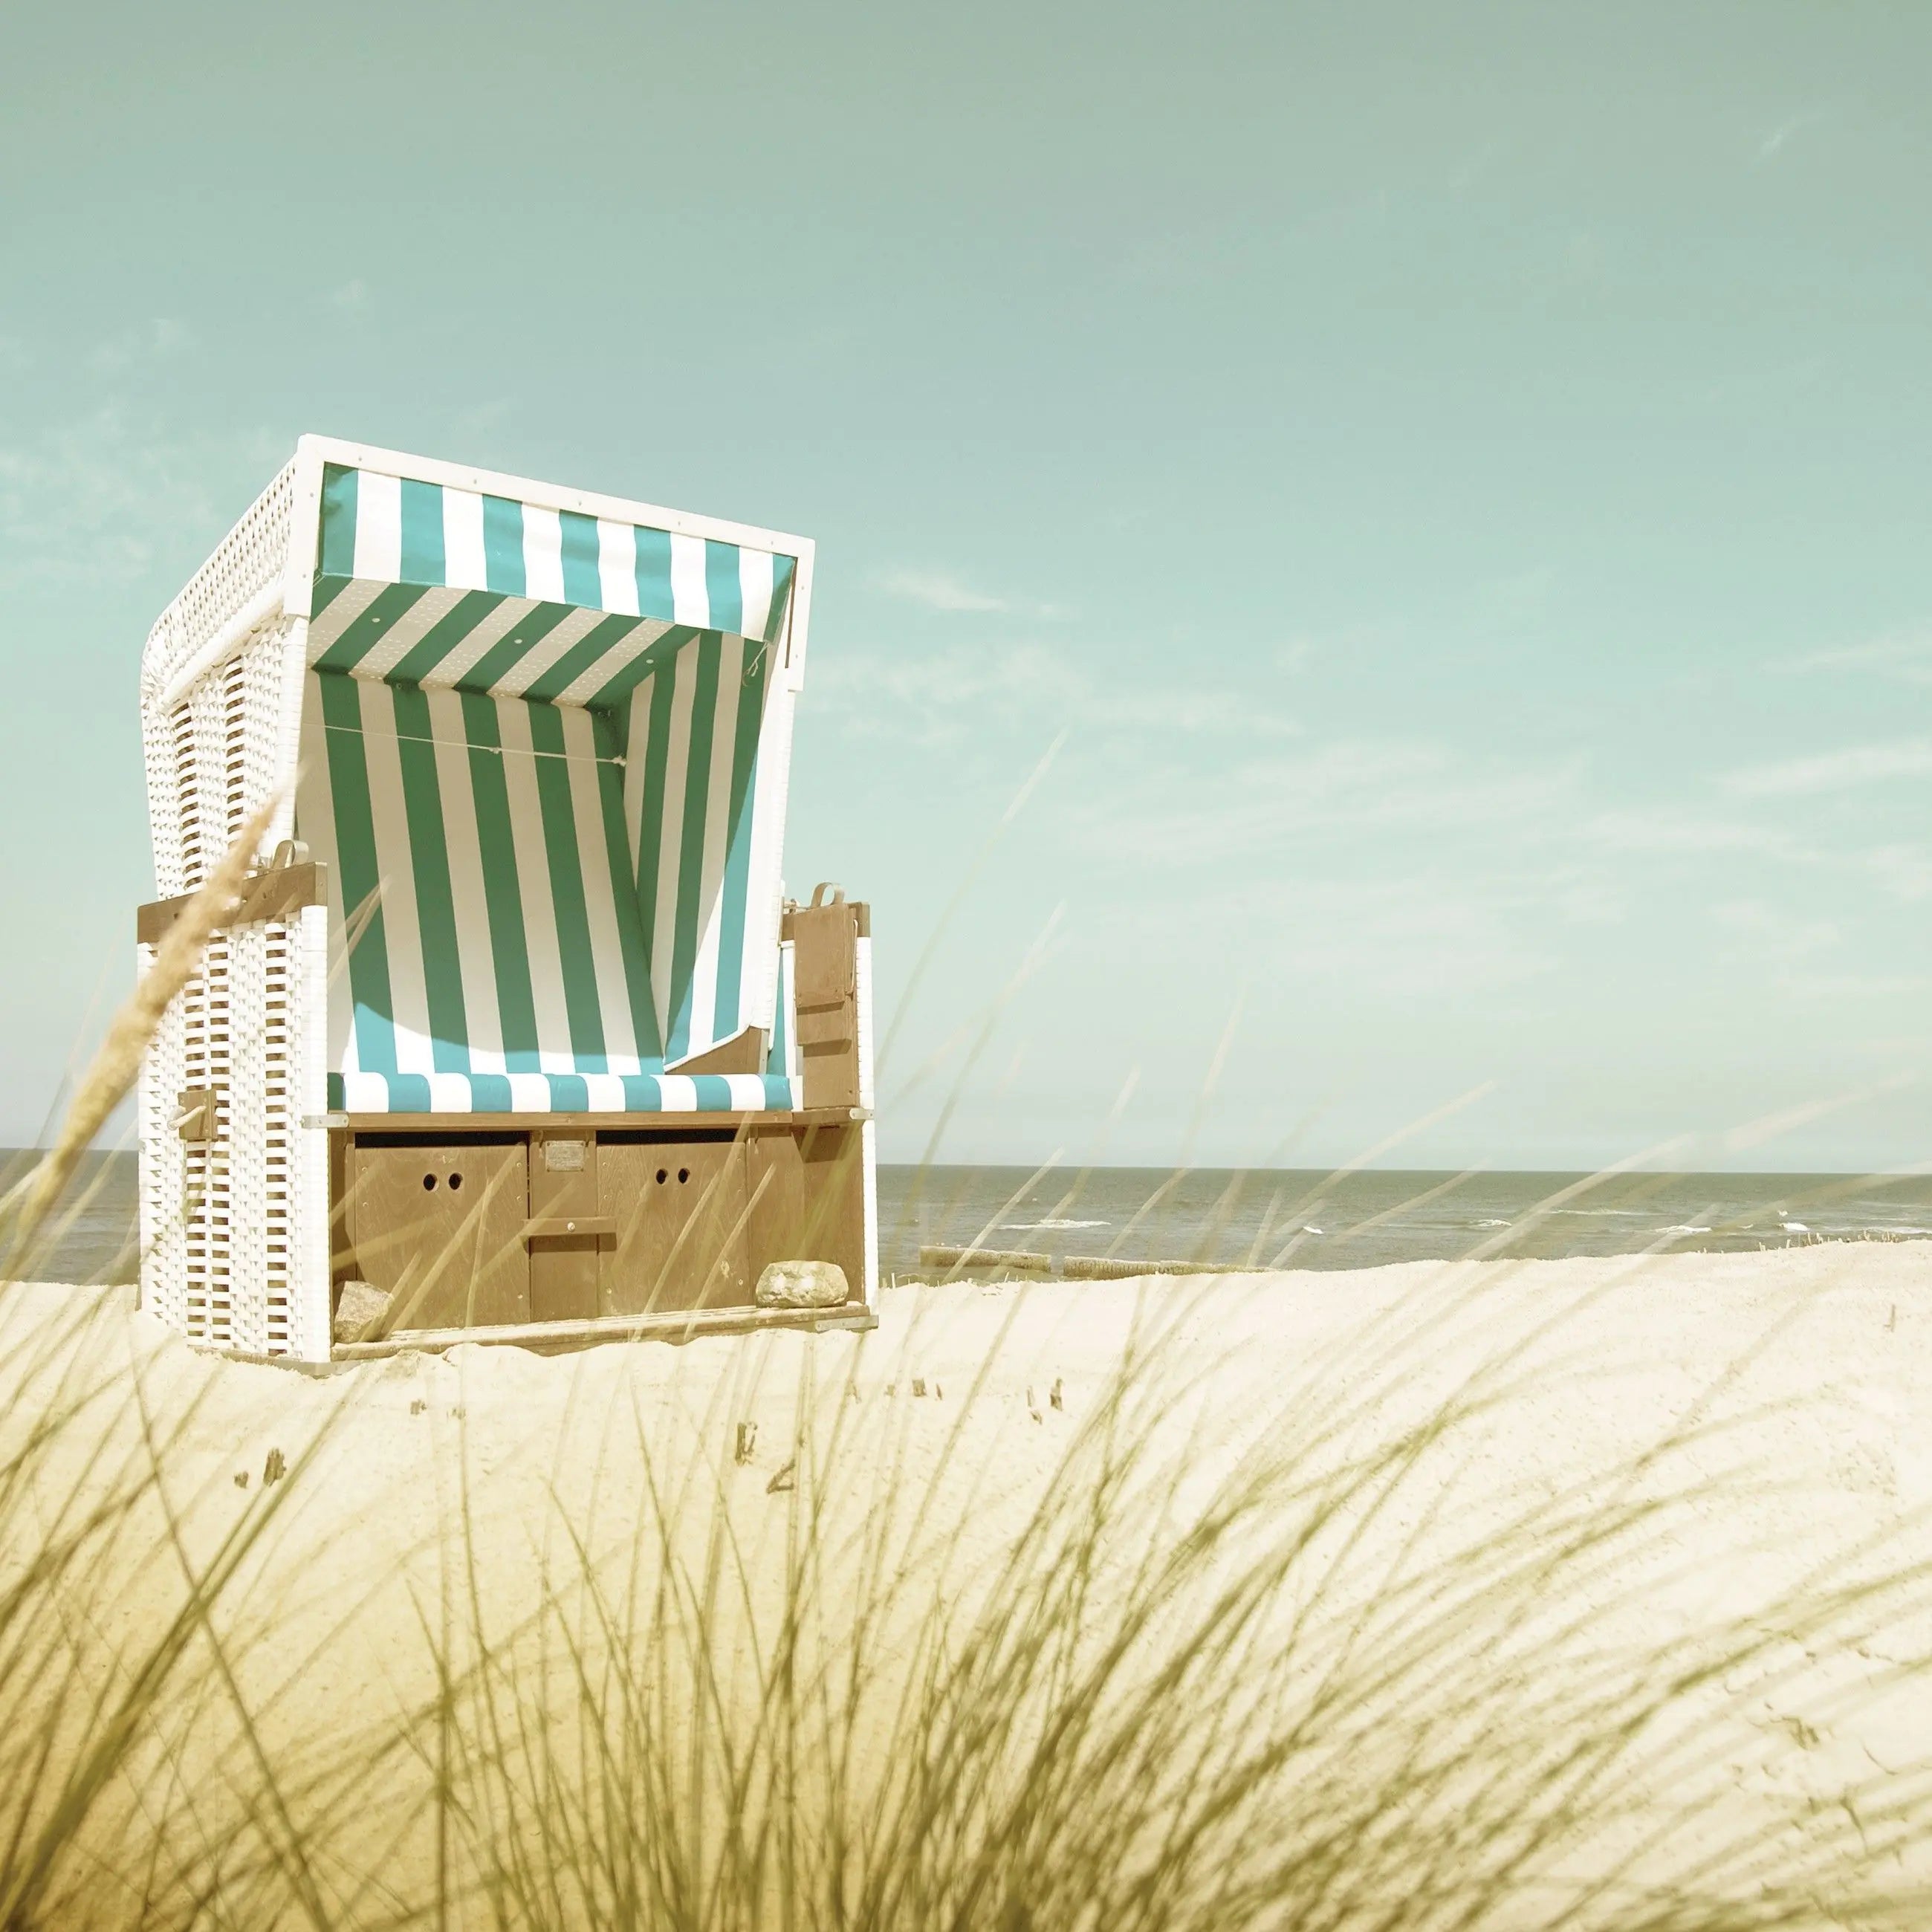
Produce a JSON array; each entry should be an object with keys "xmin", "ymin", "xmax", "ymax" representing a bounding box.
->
[
  {"xmin": 410, "ymin": 1284, "xmax": 1932, "ymax": 1932},
  {"xmin": 3, "ymin": 1223, "xmax": 1932, "ymax": 1927},
  {"xmin": 1, "ymin": 798, "xmax": 282, "ymax": 1278},
  {"xmin": 3, "ymin": 807, "xmax": 1931, "ymax": 1925}
]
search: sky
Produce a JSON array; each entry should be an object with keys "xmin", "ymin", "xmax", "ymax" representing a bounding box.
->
[{"xmin": 3, "ymin": 1, "xmax": 1931, "ymax": 1172}]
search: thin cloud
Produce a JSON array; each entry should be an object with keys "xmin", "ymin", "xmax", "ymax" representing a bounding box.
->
[
  {"xmin": 873, "ymin": 566, "xmax": 1008, "ymax": 615},
  {"xmin": 0, "ymin": 406, "xmax": 275, "ymax": 591},
  {"xmin": 816, "ymin": 644, "xmax": 1298, "ymax": 745},
  {"xmin": 1721, "ymin": 739, "xmax": 1932, "ymax": 798},
  {"xmin": 1864, "ymin": 844, "xmax": 1932, "ymax": 901},
  {"xmin": 1583, "ymin": 808, "xmax": 1812, "ymax": 861},
  {"xmin": 1783, "ymin": 633, "xmax": 1932, "ymax": 686},
  {"xmin": 1723, "ymin": 1073, "xmax": 1913, "ymax": 1151},
  {"xmin": 1072, "ymin": 739, "xmax": 1582, "ymax": 866},
  {"xmin": 1086, "ymin": 865, "xmax": 1570, "ymax": 997},
  {"xmin": 1756, "ymin": 108, "xmax": 1827, "ymax": 164},
  {"xmin": 88, "ymin": 317, "xmax": 190, "ymax": 376},
  {"xmin": 1774, "ymin": 971, "xmax": 1928, "ymax": 1001},
  {"xmin": 1274, "ymin": 621, "xmax": 1397, "ymax": 674},
  {"xmin": 1709, "ymin": 899, "xmax": 1840, "ymax": 962}
]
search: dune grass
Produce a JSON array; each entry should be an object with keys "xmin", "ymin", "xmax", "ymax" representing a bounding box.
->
[
  {"xmin": 4, "ymin": 1248, "xmax": 1931, "ymax": 1929},
  {"xmin": 2, "ymin": 810, "xmax": 1931, "ymax": 1926},
  {"xmin": 407, "ymin": 1262, "xmax": 1932, "ymax": 1932}
]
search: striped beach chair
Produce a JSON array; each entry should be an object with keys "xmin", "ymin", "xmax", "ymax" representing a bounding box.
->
[{"xmin": 137, "ymin": 438, "xmax": 875, "ymax": 1363}]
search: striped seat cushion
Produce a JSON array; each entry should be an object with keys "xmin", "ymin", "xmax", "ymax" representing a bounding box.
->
[{"xmin": 328, "ymin": 1071, "xmax": 798, "ymax": 1115}]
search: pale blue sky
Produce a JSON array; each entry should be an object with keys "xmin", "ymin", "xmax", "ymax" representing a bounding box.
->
[{"xmin": 4, "ymin": 1, "xmax": 1931, "ymax": 1169}]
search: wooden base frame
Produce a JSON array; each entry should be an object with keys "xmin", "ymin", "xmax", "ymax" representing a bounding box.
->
[
  {"xmin": 325, "ymin": 892, "xmax": 876, "ymax": 1356},
  {"xmin": 137, "ymin": 862, "xmax": 876, "ymax": 1363},
  {"xmin": 329, "ymin": 1113, "xmax": 870, "ymax": 1351}
]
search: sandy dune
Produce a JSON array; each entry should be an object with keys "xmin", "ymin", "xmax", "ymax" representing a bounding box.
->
[{"xmin": 7, "ymin": 1239, "xmax": 1932, "ymax": 1922}]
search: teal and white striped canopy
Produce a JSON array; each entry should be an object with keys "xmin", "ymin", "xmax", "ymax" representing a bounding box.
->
[
  {"xmin": 308, "ymin": 462, "xmax": 796, "ymax": 699},
  {"xmin": 291, "ymin": 456, "xmax": 805, "ymax": 1115}
]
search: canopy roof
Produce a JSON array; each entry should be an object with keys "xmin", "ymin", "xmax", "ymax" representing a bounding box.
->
[{"xmin": 307, "ymin": 457, "xmax": 800, "ymax": 707}]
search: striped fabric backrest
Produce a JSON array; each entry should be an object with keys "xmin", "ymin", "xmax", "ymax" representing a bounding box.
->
[{"xmin": 294, "ymin": 458, "xmax": 800, "ymax": 1112}]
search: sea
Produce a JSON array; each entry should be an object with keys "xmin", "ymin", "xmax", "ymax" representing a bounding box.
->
[
  {"xmin": 876, "ymin": 1166, "xmax": 1932, "ymax": 1279},
  {"xmin": 8, "ymin": 1150, "xmax": 1932, "ymax": 1286}
]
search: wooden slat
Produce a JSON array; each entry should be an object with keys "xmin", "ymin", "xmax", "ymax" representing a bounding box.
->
[
  {"xmin": 918, "ymin": 1244, "xmax": 1052, "ymax": 1274},
  {"xmin": 522, "ymin": 1215, "xmax": 617, "ymax": 1241},
  {"xmin": 332, "ymin": 1297, "xmax": 877, "ymax": 1359}
]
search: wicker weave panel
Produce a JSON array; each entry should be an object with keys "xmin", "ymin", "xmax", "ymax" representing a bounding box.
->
[
  {"xmin": 139, "ymin": 458, "xmax": 295, "ymax": 704},
  {"xmin": 286, "ymin": 903, "xmax": 331, "ymax": 1361}
]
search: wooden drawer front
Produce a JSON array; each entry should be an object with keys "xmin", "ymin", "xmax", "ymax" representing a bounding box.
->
[
  {"xmin": 529, "ymin": 1132, "xmax": 600, "ymax": 1323},
  {"xmin": 742, "ymin": 1125, "xmax": 856, "ymax": 1286},
  {"xmin": 350, "ymin": 1141, "xmax": 528, "ymax": 1329},
  {"xmin": 600, "ymin": 1137, "xmax": 753, "ymax": 1315}
]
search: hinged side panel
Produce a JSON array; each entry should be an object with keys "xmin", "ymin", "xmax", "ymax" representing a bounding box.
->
[
  {"xmin": 227, "ymin": 921, "xmax": 270, "ymax": 1355},
  {"xmin": 138, "ymin": 619, "xmax": 310, "ymax": 1352},
  {"xmin": 180, "ymin": 931, "xmax": 232, "ymax": 1347},
  {"xmin": 790, "ymin": 895, "xmax": 862, "ymax": 1111}
]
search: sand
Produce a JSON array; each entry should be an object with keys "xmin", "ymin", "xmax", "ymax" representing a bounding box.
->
[{"xmin": 6, "ymin": 1239, "xmax": 1932, "ymax": 1921}]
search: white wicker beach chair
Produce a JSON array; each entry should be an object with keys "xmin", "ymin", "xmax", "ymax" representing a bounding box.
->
[{"xmin": 137, "ymin": 438, "xmax": 875, "ymax": 1363}]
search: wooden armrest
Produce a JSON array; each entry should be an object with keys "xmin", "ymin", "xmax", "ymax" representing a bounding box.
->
[{"xmin": 138, "ymin": 861, "xmax": 328, "ymax": 945}]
